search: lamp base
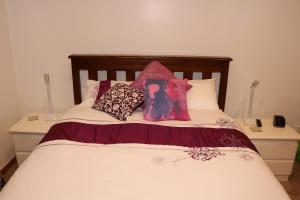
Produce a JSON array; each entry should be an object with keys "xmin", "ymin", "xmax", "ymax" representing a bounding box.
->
[
  {"xmin": 249, "ymin": 126, "xmax": 263, "ymax": 132},
  {"xmin": 243, "ymin": 118, "xmax": 256, "ymax": 126},
  {"xmin": 45, "ymin": 113, "xmax": 59, "ymax": 121}
]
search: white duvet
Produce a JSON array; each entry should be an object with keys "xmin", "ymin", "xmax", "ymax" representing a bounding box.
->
[{"xmin": 0, "ymin": 106, "xmax": 290, "ymax": 200}]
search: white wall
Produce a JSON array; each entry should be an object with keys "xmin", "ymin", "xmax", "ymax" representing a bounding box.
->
[
  {"xmin": 5, "ymin": 0, "xmax": 300, "ymax": 127},
  {"xmin": 0, "ymin": 0, "xmax": 19, "ymax": 168}
]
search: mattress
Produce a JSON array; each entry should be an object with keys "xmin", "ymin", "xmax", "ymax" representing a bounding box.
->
[{"xmin": 0, "ymin": 106, "xmax": 290, "ymax": 200}]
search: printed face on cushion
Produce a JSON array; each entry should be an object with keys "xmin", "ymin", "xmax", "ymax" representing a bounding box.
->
[{"xmin": 144, "ymin": 79, "xmax": 190, "ymax": 121}]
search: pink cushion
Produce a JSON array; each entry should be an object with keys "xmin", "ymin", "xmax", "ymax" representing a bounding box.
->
[
  {"xmin": 130, "ymin": 61, "xmax": 192, "ymax": 91},
  {"xmin": 130, "ymin": 61, "xmax": 175, "ymax": 90},
  {"xmin": 93, "ymin": 80, "xmax": 111, "ymax": 105},
  {"xmin": 143, "ymin": 79, "xmax": 191, "ymax": 121}
]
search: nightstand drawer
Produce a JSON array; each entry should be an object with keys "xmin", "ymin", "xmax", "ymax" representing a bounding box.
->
[
  {"xmin": 16, "ymin": 152, "xmax": 31, "ymax": 165},
  {"xmin": 265, "ymin": 160, "xmax": 294, "ymax": 175},
  {"xmin": 253, "ymin": 140, "xmax": 298, "ymax": 160},
  {"xmin": 13, "ymin": 133, "xmax": 44, "ymax": 152}
]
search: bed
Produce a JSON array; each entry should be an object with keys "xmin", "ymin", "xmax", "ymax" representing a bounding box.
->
[{"xmin": 0, "ymin": 55, "xmax": 290, "ymax": 200}]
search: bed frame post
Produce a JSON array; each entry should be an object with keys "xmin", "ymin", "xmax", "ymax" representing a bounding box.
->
[
  {"xmin": 218, "ymin": 61, "xmax": 230, "ymax": 111},
  {"xmin": 70, "ymin": 57, "xmax": 82, "ymax": 104}
]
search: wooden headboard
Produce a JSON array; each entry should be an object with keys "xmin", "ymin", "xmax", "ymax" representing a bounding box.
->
[{"xmin": 69, "ymin": 55, "xmax": 232, "ymax": 111}]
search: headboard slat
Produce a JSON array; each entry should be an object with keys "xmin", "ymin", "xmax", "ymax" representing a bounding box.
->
[
  {"xmin": 126, "ymin": 71, "xmax": 135, "ymax": 81},
  {"xmin": 183, "ymin": 71, "xmax": 193, "ymax": 80},
  {"xmin": 88, "ymin": 70, "xmax": 98, "ymax": 81},
  {"xmin": 107, "ymin": 70, "xmax": 116, "ymax": 80},
  {"xmin": 69, "ymin": 55, "xmax": 232, "ymax": 111},
  {"xmin": 202, "ymin": 72, "xmax": 212, "ymax": 79}
]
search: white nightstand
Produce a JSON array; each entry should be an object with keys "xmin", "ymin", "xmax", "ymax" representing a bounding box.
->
[
  {"xmin": 236, "ymin": 119, "xmax": 300, "ymax": 181},
  {"xmin": 9, "ymin": 113, "xmax": 58, "ymax": 165}
]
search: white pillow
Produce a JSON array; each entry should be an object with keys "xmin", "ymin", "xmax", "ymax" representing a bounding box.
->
[
  {"xmin": 81, "ymin": 79, "xmax": 219, "ymax": 110},
  {"xmin": 81, "ymin": 80, "xmax": 99, "ymax": 106},
  {"xmin": 187, "ymin": 79, "xmax": 219, "ymax": 110},
  {"xmin": 81, "ymin": 80, "xmax": 132, "ymax": 106}
]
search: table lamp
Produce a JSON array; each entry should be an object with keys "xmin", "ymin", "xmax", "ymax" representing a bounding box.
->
[
  {"xmin": 243, "ymin": 80, "xmax": 260, "ymax": 126},
  {"xmin": 44, "ymin": 73, "xmax": 58, "ymax": 121}
]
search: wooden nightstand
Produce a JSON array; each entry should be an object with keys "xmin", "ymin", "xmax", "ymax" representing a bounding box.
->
[
  {"xmin": 9, "ymin": 113, "xmax": 58, "ymax": 165},
  {"xmin": 236, "ymin": 119, "xmax": 300, "ymax": 181}
]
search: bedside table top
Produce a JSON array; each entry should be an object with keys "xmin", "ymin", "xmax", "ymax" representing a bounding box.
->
[
  {"xmin": 9, "ymin": 113, "xmax": 59, "ymax": 135},
  {"xmin": 236, "ymin": 118, "xmax": 300, "ymax": 140}
]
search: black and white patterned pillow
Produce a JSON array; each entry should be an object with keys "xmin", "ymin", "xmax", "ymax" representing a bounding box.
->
[{"xmin": 92, "ymin": 83, "xmax": 144, "ymax": 121}]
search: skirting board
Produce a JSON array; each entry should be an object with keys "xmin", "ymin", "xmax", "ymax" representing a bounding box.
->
[{"xmin": 0, "ymin": 156, "xmax": 16, "ymax": 176}]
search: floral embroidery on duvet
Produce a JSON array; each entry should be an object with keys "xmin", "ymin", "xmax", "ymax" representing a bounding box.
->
[
  {"xmin": 238, "ymin": 153, "xmax": 254, "ymax": 161},
  {"xmin": 184, "ymin": 119, "xmax": 255, "ymax": 162},
  {"xmin": 220, "ymin": 133, "xmax": 248, "ymax": 152},
  {"xmin": 216, "ymin": 118, "xmax": 242, "ymax": 131},
  {"xmin": 185, "ymin": 147, "xmax": 256, "ymax": 162},
  {"xmin": 185, "ymin": 147, "xmax": 225, "ymax": 161}
]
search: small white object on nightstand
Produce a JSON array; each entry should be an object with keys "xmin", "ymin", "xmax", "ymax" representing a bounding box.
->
[
  {"xmin": 9, "ymin": 113, "xmax": 59, "ymax": 165},
  {"xmin": 236, "ymin": 118, "xmax": 300, "ymax": 181}
]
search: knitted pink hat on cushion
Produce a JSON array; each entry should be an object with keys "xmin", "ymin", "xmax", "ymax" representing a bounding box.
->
[
  {"xmin": 130, "ymin": 61, "xmax": 192, "ymax": 90},
  {"xmin": 130, "ymin": 61, "xmax": 174, "ymax": 90}
]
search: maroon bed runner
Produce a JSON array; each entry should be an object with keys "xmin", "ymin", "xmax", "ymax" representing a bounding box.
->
[{"xmin": 40, "ymin": 122, "xmax": 257, "ymax": 152}]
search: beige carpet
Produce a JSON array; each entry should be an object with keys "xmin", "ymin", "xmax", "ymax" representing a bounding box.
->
[{"xmin": 281, "ymin": 162, "xmax": 300, "ymax": 200}]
